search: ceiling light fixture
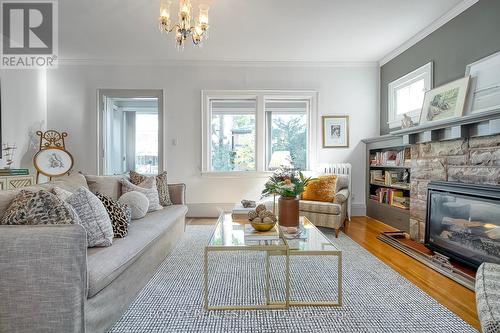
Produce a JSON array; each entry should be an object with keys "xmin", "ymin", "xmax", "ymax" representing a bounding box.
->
[{"xmin": 158, "ymin": 0, "xmax": 210, "ymax": 50}]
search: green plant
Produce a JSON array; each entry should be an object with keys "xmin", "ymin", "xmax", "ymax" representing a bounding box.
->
[{"xmin": 262, "ymin": 167, "xmax": 315, "ymax": 198}]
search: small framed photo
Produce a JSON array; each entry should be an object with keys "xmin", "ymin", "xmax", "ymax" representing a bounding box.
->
[
  {"xmin": 419, "ymin": 76, "xmax": 470, "ymax": 125},
  {"xmin": 322, "ymin": 115, "xmax": 349, "ymax": 148}
]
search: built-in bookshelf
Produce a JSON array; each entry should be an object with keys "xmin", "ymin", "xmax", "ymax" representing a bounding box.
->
[{"xmin": 363, "ymin": 135, "xmax": 411, "ymax": 232}]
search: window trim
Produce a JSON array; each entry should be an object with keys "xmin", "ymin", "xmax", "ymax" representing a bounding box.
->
[
  {"xmin": 387, "ymin": 61, "xmax": 433, "ymax": 129},
  {"xmin": 201, "ymin": 90, "xmax": 318, "ymax": 176}
]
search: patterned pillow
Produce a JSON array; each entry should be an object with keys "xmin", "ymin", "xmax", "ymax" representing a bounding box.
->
[
  {"xmin": 66, "ymin": 187, "xmax": 113, "ymax": 247},
  {"xmin": 1, "ymin": 190, "xmax": 80, "ymax": 225},
  {"xmin": 121, "ymin": 178, "xmax": 163, "ymax": 212},
  {"xmin": 130, "ymin": 171, "xmax": 172, "ymax": 206},
  {"xmin": 96, "ymin": 192, "xmax": 130, "ymax": 238}
]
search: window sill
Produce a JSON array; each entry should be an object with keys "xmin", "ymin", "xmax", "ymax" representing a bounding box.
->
[{"xmin": 201, "ymin": 171, "xmax": 274, "ymax": 179}]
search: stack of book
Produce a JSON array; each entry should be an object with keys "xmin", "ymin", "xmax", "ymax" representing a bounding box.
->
[
  {"xmin": 371, "ymin": 188, "xmax": 409, "ymax": 210},
  {"xmin": 369, "ymin": 170, "xmax": 384, "ymax": 183},
  {"xmin": 0, "ymin": 168, "xmax": 29, "ymax": 176},
  {"xmin": 370, "ymin": 148, "xmax": 411, "ymax": 167},
  {"xmin": 244, "ymin": 224, "xmax": 280, "ymax": 241}
]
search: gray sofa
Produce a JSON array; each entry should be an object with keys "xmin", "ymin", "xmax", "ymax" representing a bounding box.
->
[{"xmin": 0, "ymin": 173, "xmax": 188, "ymax": 333}]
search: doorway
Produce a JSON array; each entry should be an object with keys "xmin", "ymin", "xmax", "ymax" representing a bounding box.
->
[{"xmin": 98, "ymin": 89, "xmax": 164, "ymax": 175}]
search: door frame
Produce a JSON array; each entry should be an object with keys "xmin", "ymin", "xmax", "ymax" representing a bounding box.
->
[{"xmin": 97, "ymin": 89, "xmax": 165, "ymax": 175}]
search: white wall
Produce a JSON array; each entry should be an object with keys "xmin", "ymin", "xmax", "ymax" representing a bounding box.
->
[
  {"xmin": 47, "ymin": 63, "xmax": 379, "ymax": 216},
  {"xmin": 0, "ymin": 69, "xmax": 47, "ymax": 170}
]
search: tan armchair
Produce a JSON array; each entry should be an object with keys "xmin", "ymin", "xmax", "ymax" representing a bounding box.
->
[{"xmin": 299, "ymin": 174, "xmax": 350, "ymax": 237}]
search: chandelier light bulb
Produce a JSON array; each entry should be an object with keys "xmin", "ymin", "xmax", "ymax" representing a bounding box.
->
[{"xmin": 158, "ymin": 0, "xmax": 210, "ymax": 49}]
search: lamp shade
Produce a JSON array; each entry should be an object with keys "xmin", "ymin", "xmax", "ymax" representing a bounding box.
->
[{"xmin": 268, "ymin": 151, "xmax": 293, "ymax": 170}]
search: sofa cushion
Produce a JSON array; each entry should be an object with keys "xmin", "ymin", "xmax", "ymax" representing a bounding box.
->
[
  {"xmin": 335, "ymin": 174, "xmax": 349, "ymax": 192},
  {"xmin": 66, "ymin": 187, "xmax": 113, "ymax": 248},
  {"xmin": 120, "ymin": 178, "xmax": 162, "ymax": 212},
  {"xmin": 130, "ymin": 171, "xmax": 172, "ymax": 207},
  {"xmin": 476, "ymin": 263, "xmax": 500, "ymax": 333},
  {"xmin": 299, "ymin": 200, "xmax": 341, "ymax": 215},
  {"xmin": 85, "ymin": 175, "xmax": 126, "ymax": 200},
  {"xmin": 44, "ymin": 173, "xmax": 89, "ymax": 192},
  {"xmin": 1, "ymin": 189, "xmax": 80, "ymax": 225},
  {"xmin": 86, "ymin": 204, "xmax": 188, "ymax": 298}
]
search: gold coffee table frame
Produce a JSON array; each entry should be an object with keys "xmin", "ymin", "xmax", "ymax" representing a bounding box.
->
[{"xmin": 204, "ymin": 214, "xmax": 342, "ymax": 310}]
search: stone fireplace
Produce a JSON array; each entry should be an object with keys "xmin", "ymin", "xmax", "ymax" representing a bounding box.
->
[{"xmin": 409, "ymin": 134, "xmax": 500, "ymax": 242}]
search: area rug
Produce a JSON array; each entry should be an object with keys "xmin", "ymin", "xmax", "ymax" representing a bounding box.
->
[{"xmin": 110, "ymin": 225, "xmax": 477, "ymax": 332}]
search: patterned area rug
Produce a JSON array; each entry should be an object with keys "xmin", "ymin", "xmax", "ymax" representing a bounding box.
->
[{"xmin": 110, "ymin": 225, "xmax": 477, "ymax": 332}]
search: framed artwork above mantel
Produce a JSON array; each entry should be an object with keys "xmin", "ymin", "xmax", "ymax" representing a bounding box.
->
[{"xmin": 322, "ymin": 115, "xmax": 349, "ymax": 148}]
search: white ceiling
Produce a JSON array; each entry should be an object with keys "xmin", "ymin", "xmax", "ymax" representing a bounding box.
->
[{"xmin": 59, "ymin": 0, "xmax": 464, "ymax": 63}]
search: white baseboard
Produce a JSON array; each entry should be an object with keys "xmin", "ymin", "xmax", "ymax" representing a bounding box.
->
[
  {"xmin": 187, "ymin": 203, "xmax": 234, "ymax": 218},
  {"xmin": 351, "ymin": 203, "xmax": 366, "ymax": 217},
  {"xmin": 187, "ymin": 202, "xmax": 367, "ymax": 218}
]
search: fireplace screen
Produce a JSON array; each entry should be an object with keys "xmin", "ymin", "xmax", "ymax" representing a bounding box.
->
[{"xmin": 426, "ymin": 187, "xmax": 500, "ymax": 268}]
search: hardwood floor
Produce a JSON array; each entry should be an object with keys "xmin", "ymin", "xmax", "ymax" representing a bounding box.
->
[
  {"xmin": 344, "ymin": 216, "xmax": 479, "ymax": 330},
  {"xmin": 187, "ymin": 216, "xmax": 479, "ymax": 329}
]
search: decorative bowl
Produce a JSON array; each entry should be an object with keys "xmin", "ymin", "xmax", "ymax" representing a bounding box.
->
[{"xmin": 250, "ymin": 221, "xmax": 276, "ymax": 232}]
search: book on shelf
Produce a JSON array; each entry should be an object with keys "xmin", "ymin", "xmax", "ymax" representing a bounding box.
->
[
  {"xmin": 372, "ymin": 188, "xmax": 409, "ymax": 210},
  {"xmin": 370, "ymin": 147, "xmax": 411, "ymax": 167},
  {"xmin": 370, "ymin": 170, "xmax": 384, "ymax": 183},
  {"xmin": 244, "ymin": 224, "xmax": 280, "ymax": 241},
  {"xmin": 0, "ymin": 168, "xmax": 29, "ymax": 176}
]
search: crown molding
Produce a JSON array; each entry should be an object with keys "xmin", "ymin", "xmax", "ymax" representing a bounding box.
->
[
  {"xmin": 378, "ymin": 0, "xmax": 479, "ymax": 67},
  {"xmin": 57, "ymin": 58, "xmax": 378, "ymax": 68}
]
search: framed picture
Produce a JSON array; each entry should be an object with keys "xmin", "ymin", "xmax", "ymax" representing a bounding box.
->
[
  {"xmin": 465, "ymin": 50, "xmax": 500, "ymax": 114},
  {"xmin": 419, "ymin": 76, "xmax": 470, "ymax": 125},
  {"xmin": 33, "ymin": 148, "xmax": 74, "ymax": 177},
  {"xmin": 322, "ymin": 115, "xmax": 349, "ymax": 148}
]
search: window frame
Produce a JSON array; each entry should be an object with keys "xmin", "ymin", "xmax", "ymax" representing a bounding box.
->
[
  {"xmin": 387, "ymin": 61, "xmax": 433, "ymax": 129},
  {"xmin": 201, "ymin": 90, "xmax": 318, "ymax": 177}
]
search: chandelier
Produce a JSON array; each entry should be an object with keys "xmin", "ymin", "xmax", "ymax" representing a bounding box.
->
[{"xmin": 158, "ymin": 0, "xmax": 210, "ymax": 49}]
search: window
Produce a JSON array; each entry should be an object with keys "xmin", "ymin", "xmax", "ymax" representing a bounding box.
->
[
  {"xmin": 202, "ymin": 91, "xmax": 317, "ymax": 174},
  {"xmin": 210, "ymin": 100, "xmax": 256, "ymax": 171},
  {"xmin": 388, "ymin": 62, "xmax": 433, "ymax": 128},
  {"xmin": 98, "ymin": 90, "xmax": 163, "ymax": 175},
  {"xmin": 266, "ymin": 100, "xmax": 308, "ymax": 170}
]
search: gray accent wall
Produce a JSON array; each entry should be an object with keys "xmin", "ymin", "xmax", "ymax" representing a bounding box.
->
[{"xmin": 380, "ymin": 0, "xmax": 500, "ymax": 135}]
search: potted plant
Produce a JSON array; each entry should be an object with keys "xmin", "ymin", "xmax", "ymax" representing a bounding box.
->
[{"xmin": 262, "ymin": 168, "xmax": 315, "ymax": 228}]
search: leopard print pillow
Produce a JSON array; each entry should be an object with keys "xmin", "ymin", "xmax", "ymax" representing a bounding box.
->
[
  {"xmin": 1, "ymin": 189, "xmax": 80, "ymax": 225},
  {"xmin": 96, "ymin": 192, "xmax": 131, "ymax": 238},
  {"xmin": 129, "ymin": 171, "xmax": 172, "ymax": 206}
]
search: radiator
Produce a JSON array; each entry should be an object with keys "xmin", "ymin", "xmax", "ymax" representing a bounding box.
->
[{"xmin": 316, "ymin": 163, "xmax": 352, "ymax": 220}]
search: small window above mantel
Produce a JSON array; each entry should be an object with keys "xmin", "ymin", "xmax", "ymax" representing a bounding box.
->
[{"xmin": 388, "ymin": 62, "xmax": 433, "ymax": 129}]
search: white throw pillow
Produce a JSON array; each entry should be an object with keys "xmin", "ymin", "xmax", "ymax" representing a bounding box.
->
[
  {"xmin": 52, "ymin": 186, "xmax": 73, "ymax": 201},
  {"xmin": 66, "ymin": 186, "xmax": 114, "ymax": 247},
  {"xmin": 120, "ymin": 178, "xmax": 162, "ymax": 213},
  {"xmin": 118, "ymin": 191, "xmax": 149, "ymax": 220}
]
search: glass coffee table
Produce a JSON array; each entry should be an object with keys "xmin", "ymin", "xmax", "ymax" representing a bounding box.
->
[{"xmin": 204, "ymin": 213, "xmax": 342, "ymax": 310}]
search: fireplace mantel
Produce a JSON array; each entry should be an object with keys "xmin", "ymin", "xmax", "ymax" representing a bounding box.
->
[{"xmin": 390, "ymin": 108, "xmax": 500, "ymax": 145}]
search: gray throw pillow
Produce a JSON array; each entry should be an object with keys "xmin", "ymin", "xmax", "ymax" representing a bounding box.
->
[
  {"xmin": 118, "ymin": 191, "xmax": 149, "ymax": 220},
  {"xmin": 1, "ymin": 189, "xmax": 80, "ymax": 225},
  {"xmin": 120, "ymin": 178, "xmax": 162, "ymax": 212},
  {"xmin": 66, "ymin": 187, "xmax": 113, "ymax": 247}
]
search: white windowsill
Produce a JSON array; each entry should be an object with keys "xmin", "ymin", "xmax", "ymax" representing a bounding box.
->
[{"xmin": 201, "ymin": 171, "xmax": 274, "ymax": 178}]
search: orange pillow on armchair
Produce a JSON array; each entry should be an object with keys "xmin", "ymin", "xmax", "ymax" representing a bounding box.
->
[{"xmin": 301, "ymin": 175, "xmax": 337, "ymax": 202}]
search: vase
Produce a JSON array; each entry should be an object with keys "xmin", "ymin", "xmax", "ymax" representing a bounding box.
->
[{"xmin": 278, "ymin": 196, "xmax": 299, "ymax": 228}]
